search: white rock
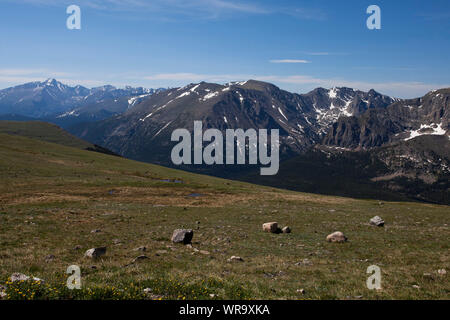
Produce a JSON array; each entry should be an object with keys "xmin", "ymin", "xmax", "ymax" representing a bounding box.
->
[
  {"xmin": 326, "ymin": 231, "xmax": 348, "ymax": 243},
  {"xmin": 84, "ymin": 247, "xmax": 107, "ymax": 258},
  {"xmin": 263, "ymin": 222, "xmax": 278, "ymax": 233},
  {"xmin": 228, "ymin": 256, "xmax": 244, "ymax": 262},
  {"xmin": 370, "ymin": 216, "xmax": 385, "ymax": 227},
  {"xmin": 10, "ymin": 273, "xmax": 43, "ymax": 282}
]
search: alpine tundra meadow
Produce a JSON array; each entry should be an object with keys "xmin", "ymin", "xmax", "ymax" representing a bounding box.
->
[{"xmin": 0, "ymin": 0, "xmax": 449, "ymax": 315}]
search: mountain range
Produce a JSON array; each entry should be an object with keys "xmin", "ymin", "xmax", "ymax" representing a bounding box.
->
[
  {"xmin": 0, "ymin": 78, "xmax": 165, "ymax": 121},
  {"xmin": 1, "ymin": 79, "xmax": 448, "ymax": 204},
  {"xmin": 69, "ymin": 80, "xmax": 396, "ymax": 162}
]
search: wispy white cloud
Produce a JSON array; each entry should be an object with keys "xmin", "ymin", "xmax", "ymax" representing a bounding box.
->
[
  {"xmin": 302, "ymin": 52, "xmax": 349, "ymax": 56},
  {"xmin": 270, "ymin": 59, "xmax": 310, "ymax": 64}
]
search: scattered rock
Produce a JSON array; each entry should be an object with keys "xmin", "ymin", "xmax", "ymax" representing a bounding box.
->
[
  {"xmin": 263, "ymin": 222, "xmax": 278, "ymax": 233},
  {"xmin": 354, "ymin": 295, "xmax": 364, "ymax": 299},
  {"xmin": 44, "ymin": 254, "xmax": 55, "ymax": 263},
  {"xmin": 132, "ymin": 255, "xmax": 149, "ymax": 263},
  {"xmin": 412, "ymin": 285, "xmax": 420, "ymax": 289},
  {"xmin": 91, "ymin": 229, "xmax": 101, "ymax": 233},
  {"xmin": 155, "ymin": 250, "xmax": 168, "ymax": 255},
  {"xmin": 437, "ymin": 269, "xmax": 447, "ymax": 275},
  {"xmin": 143, "ymin": 288, "xmax": 153, "ymax": 294},
  {"xmin": 228, "ymin": 256, "xmax": 244, "ymax": 262},
  {"xmin": 84, "ymin": 247, "xmax": 107, "ymax": 258},
  {"xmin": 296, "ymin": 289, "xmax": 306, "ymax": 294},
  {"xmin": 423, "ymin": 273, "xmax": 433, "ymax": 279},
  {"xmin": 134, "ymin": 246, "xmax": 147, "ymax": 252},
  {"xmin": 199, "ymin": 250, "xmax": 210, "ymax": 255},
  {"xmin": 112, "ymin": 239, "xmax": 121, "ymax": 245},
  {"xmin": 295, "ymin": 259, "xmax": 313, "ymax": 266},
  {"xmin": 0, "ymin": 284, "xmax": 7, "ymax": 299},
  {"xmin": 10, "ymin": 273, "xmax": 43, "ymax": 283},
  {"xmin": 209, "ymin": 294, "xmax": 217, "ymax": 298},
  {"xmin": 369, "ymin": 216, "xmax": 385, "ymax": 227},
  {"xmin": 326, "ymin": 231, "xmax": 348, "ymax": 243},
  {"xmin": 171, "ymin": 229, "xmax": 194, "ymax": 244},
  {"xmin": 282, "ymin": 226, "xmax": 291, "ymax": 234}
]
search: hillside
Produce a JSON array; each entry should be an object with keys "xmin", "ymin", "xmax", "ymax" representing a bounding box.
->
[
  {"xmin": 244, "ymin": 135, "xmax": 450, "ymax": 205},
  {"xmin": 0, "ymin": 121, "xmax": 117, "ymax": 155},
  {"xmin": 0, "ymin": 133, "xmax": 448, "ymax": 300}
]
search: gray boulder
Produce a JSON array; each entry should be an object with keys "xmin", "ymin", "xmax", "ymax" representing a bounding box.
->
[
  {"xmin": 263, "ymin": 222, "xmax": 278, "ymax": 233},
  {"xmin": 10, "ymin": 273, "xmax": 43, "ymax": 282},
  {"xmin": 326, "ymin": 231, "xmax": 348, "ymax": 243},
  {"xmin": 370, "ymin": 216, "xmax": 385, "ymax": 227},
  {"xmin": 85, "ymin": 247, "xmax": 107, "ymax": 258},
  {"xmin": 171, "ymin": 229, "xmax": 194, "ymax": 244},
  {"xmin": 282, "ymin": 226, "xmax": 291, "ymax": 234}
]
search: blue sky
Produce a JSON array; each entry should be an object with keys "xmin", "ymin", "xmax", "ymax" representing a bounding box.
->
[{"xmin": 0, "ymin": 0, "xmax": 449, "ymax": 98}]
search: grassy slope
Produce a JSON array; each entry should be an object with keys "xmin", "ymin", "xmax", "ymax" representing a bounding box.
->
[
  {"xmin": 0, "ymin": 121, "xmax": 94, "ymax": 149},
  {"xmin": 0, "ymin": 133, "xmax": 448, "ymax": 299}
]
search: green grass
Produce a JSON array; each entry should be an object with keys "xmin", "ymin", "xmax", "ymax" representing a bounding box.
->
[
  {"xmin": 0, "ymin": 133, "xmax": 449, "ymax": 300},
  {"xmin": 0, "ymin": 121, "xmax": 95, "ymax": 150}
]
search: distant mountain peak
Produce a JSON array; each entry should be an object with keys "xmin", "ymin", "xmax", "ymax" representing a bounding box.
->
[{"xmin": 0, "ymin": 79, "xmax": 165, "ymax": 118}]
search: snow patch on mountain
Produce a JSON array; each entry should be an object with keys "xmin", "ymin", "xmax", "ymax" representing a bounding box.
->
[{"xmin": 405, "ymin": 123, "xmax": 447, "ymax": 141}]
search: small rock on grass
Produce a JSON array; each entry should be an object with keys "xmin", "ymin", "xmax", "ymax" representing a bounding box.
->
[
  {"xmin": 132, "ymin": 255, "xmax": 149, "ymax": 263},
  {"xmin": 296, "ymin": 289, "xmax": 306, "ymax": 294},
  {"xmin": 438, "ymin": 269, "xmax": 447, "ymax": 275},
  {"xmin": 44, "ymin": 254, "xmax": 55, "ymax": 263},
  {"xmin": 295, "ymin": 259, "xmax": 312, "ymax": 266},
  {"xmin": 85, "ymin": 247, "xmax": 107, "ymax": 258},
  {"xmin": 171, "ymin": 229, "xmax": 194, "ymax": 244},
  {"xmin": 282, "ymin": 226, "xmax": 291, "ymax": 234},
  {"xmin": 326, "ymin": 231, "xmax": 348, "ymax": 243},
  {"xmin": 10, "ymin": 273, "xmax": 43, "ymax": 283},
  {"xmin": 228, "ymin": 256, "xmax": 244, "ymax": 262},
  {"xmin": 263, "ymin": 222, "xmax": 278, "ymax": 233},
  {"xmin": 369, "ymin": 216, "xmax": 385, "ymax": 227}
]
